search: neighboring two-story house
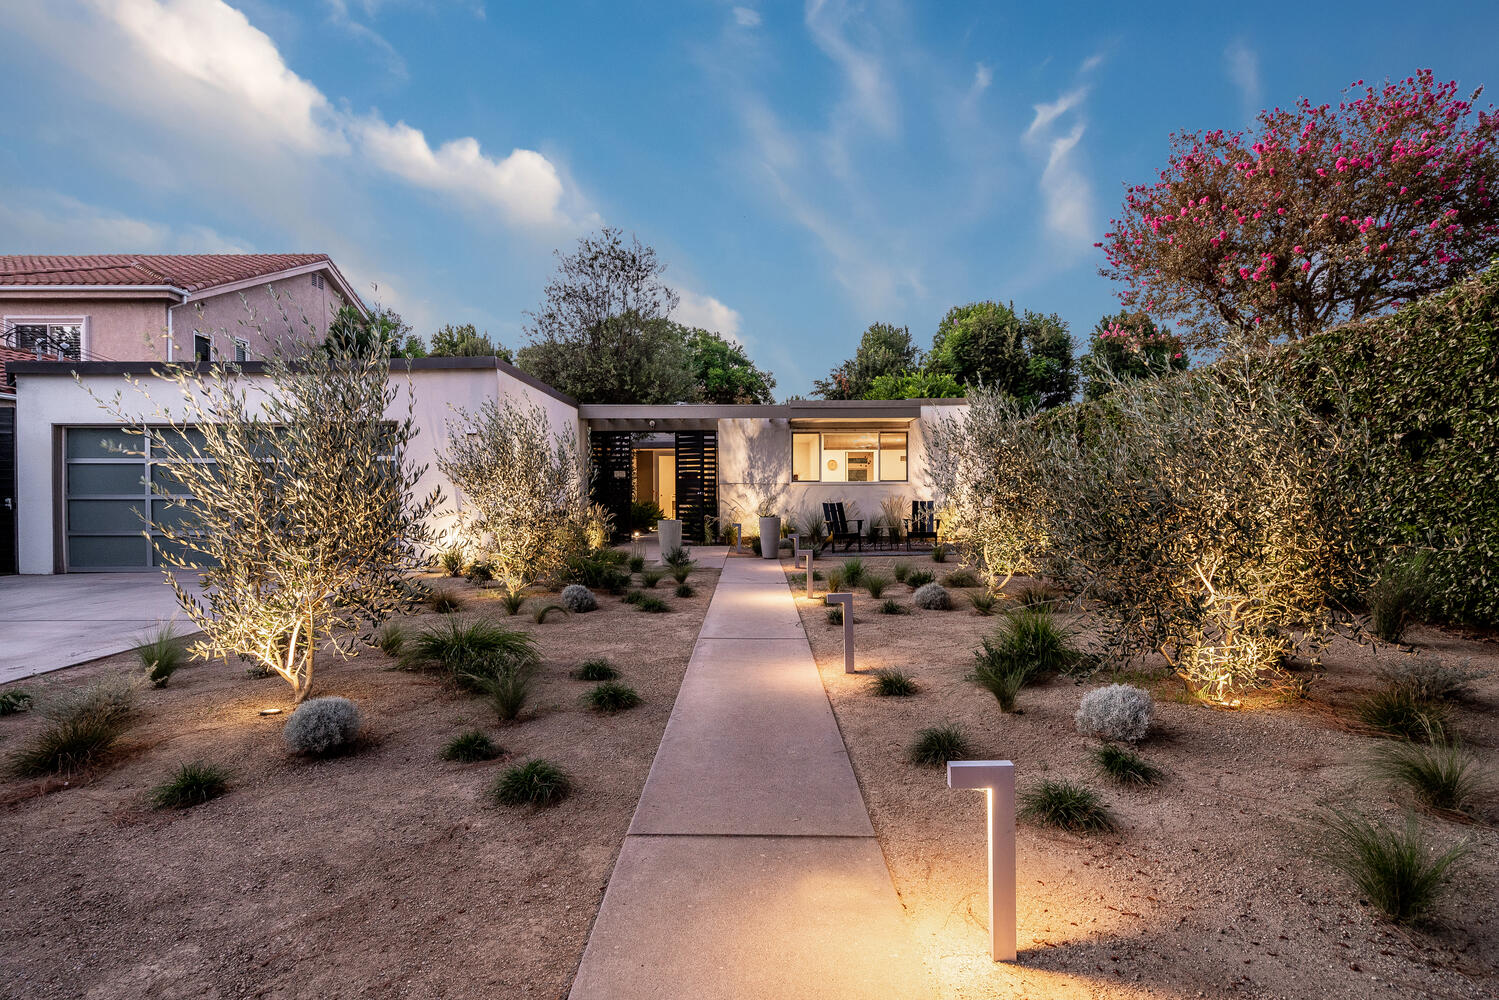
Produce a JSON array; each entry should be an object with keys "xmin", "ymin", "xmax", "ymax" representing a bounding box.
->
[{"xmin": 0, "ymin": 253, "xmax": 366, "ymax": 366}]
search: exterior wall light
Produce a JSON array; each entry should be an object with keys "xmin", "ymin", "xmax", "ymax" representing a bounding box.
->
[
  {"xmin": 823, "ymin": 592, "xmax": 854, "ymax": 673},
  {"xmin": 947, "ymin": 760, "xmax": 1017, "ymax": 962}
]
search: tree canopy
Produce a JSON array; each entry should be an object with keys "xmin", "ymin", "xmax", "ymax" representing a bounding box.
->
[
  {"xmin": 1079, "ymin": 311, "xmax": 1190, "ymax": 401},
  {"xmin": 812, "ymin": 322, "xmax": 919, "ymax": 399},
  {"xmin": 1100, "ymin": 70, "xmax": 1499, "ymax": 351},
  {"xmin": 429, "ymin": 323, "xmax": 510, "ymax": 360},
  {"xmin": 686, "ymin": 328, "xmax": 776, "ymax": 403}
]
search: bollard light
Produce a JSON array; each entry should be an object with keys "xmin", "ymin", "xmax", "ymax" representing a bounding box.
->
[
  {"xmin": 947, "ymin": 760, "xmax": 1017, "ymax": 962},
  {"xmin": 732, "ymin": 522, "xmax": 742, "ymax": 553},
  {"xmin": 787, "ymin": 533, "xmax": 800, "ymax": 560},
  {"xmin": 804, "ymin": 552, "xmax": 814, "ymax": 599},
  {"xmin": 823, "ymin": 592, "xmax": 855, "ymax": 673}
]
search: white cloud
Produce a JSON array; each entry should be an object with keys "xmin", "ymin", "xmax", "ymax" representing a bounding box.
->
[
  {"xmin": 732, "ymin": 6, "xmax": 761, "ymax": 27},
  {"xmin": 1224, "ymin": 40, "xmax": 1261, "ymax": 119},
  {"xmin": 36, "ymin": 0, "xmax": 581, "ymax": 231},
  {"xmin": 803, "ymin": 0, "xmax": 897, "ymax": 138},
  {"xmin": 324, "ymin": 0, "xmax": 408, "ymax": 79},
  {"xmin": 1023, "ymin": 84, "xmax": 1094, "ymax": 255},
  {"xmin": 355, "ymin": 118, "xmax": 568, "ymax": 228},
  {"xmin": 1078, "ymin": 51, "xmax": 1105, "ymax": 74},
  {"xmin": 970, "ymin": 62, "xmax": 993, "ymax": 99},
  {"xmin": 0, "ymin": 190, "xmax": 250, "ymax": 254},
  {"xmin": 673, "ymin": 289, "xmax": 743, "ymax": 339}
]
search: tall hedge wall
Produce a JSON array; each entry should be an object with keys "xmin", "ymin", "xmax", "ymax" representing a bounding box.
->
[{"xmin": 1283, "ymin": 265, "xmax": 1499, "ymax": 625}]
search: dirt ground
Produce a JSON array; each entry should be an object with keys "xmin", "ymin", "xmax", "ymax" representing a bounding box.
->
[
  {"xmin": 0, "ymin": 562, "xmax": 719, "ymax": 1000},
  {"xmin": 792, "ymin": 551, "xmax": 1498, "ymax": 1000}
]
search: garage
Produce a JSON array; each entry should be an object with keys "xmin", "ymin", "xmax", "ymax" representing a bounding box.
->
[{"xmin": 62, "ymin": 426, "xmax": 203, "ymax": 571}]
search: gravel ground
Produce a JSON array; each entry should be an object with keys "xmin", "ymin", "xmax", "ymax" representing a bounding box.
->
[
  {"xmin": 0, "ymin": 565, "xmax": 718, "ymax": 1000},
  {"xmin": 792, "ymin": 552, "xmax": 1498, "ymax": 1000}
]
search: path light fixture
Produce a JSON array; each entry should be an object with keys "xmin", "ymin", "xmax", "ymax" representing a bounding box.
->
[
  {"xmin": 787, "ymin": 533, "xmax": 800, "ymax": 560},
  {"xmin": 823, "ymin": 592, "xmax": 855, "ymax": 673},
  {"xmin": 804, "ymin": 552, "xmax": 814, "ymax": 599},
  {"xmin": 732, "ymin": 522, "xmax": 742, "ymax": 553},
  {"xmin": 947, "ymin": 760, "xmax": 1017, "ymax": 962}
]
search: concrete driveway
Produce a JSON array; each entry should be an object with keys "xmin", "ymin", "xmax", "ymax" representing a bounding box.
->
[{"xmin": 0, "ymin": 573, "xmax": 202, "ymax": 684}]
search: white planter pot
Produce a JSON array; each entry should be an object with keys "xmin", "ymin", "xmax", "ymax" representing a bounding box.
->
[
  {"xmin": 657, "ymin": 519, "xmax": 682, "ymax": 564},
  {"xmin": 758, "ymin": 516, "xmax": 782, "ymax": 560}
]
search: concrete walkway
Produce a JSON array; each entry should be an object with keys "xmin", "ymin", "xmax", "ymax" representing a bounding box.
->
[
  {"xmin": 570, "ymin": 556, "xmax": 932, "ymax": 999},
  {"xmin": 0, "ymin": 572, "xmax": 202, "ymax": 684}
]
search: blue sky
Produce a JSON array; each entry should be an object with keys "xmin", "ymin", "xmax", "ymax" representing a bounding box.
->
[{"xmin": 2, "ymin": 1, "xmax": 1495, "ymax": 395}]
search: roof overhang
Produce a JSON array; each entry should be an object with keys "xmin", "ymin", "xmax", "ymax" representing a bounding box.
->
[
  {"xmin": 0, "ymin": 284, "xmax": 190, "ymax": 301},
  {"xmin": 577, "ymin": 399, "xmax": 948, "ymax": 432}
]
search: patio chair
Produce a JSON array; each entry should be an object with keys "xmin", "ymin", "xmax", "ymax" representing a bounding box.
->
[
  {"xmin": 905, "ymin": 500, "xmax": 940, "ymax": 550},
  {"xmin": 822, "ymin": 501, "xmax": 864, "ymax": 552}
]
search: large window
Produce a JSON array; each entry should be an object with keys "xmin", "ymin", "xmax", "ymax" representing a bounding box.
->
[{"xmin": 791, "ymin": 431, "xmax": 907, "ymax": 483}]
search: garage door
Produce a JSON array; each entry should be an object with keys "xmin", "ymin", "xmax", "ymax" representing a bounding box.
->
[{"xmin": 63, "ymin": 427, "xmax": 206, "ymax": 571}]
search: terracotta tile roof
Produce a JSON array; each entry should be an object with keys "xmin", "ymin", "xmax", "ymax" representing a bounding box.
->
[
  {"xmin": 0, "ymin": 254, "xmax": 333, "ymax": 293},
  {"xmin": 0, "ymin": 345, "xmax": 59, "ymax": 396}
]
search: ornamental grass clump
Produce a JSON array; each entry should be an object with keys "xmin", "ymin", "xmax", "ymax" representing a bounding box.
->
[
  {"xmin": 151, "ymin": 761, "xmax": 231, "ymax": 808},
  {"xmin": 826, "ymin": 570, "xmax": 845, "ymax": 594},
  {"xmin": 1011, "ymin": 583, "xmax": 1055, "ymax": 608},
  {"xmin": 912, "ymin": 582, "xmax": 951, "ymax": 610},
  {"xmin": 426, "ymin": 588, "xmax": 464, "ymax": 614},
  {"xmin": 663, "ymin": 546, "xmax": 693, "ymax": 568},
  {"xmin": 376, "ymin": 622, "xmax": 405, "ymax": 657},
  {"xmin": 1367, "ymin": 553, "xmax": 1433, "ymax": 643},
  {"xmin": 640, "ymin": 569, "xmax": 665, "ymax": 589},
  {"xmin": 466, "ymin": 660, "xmax": 536, "ymax": 723},
  {"xmin": 628, "ymin": 554, "xmax": 646, "ymax": 574},
  {"xmin": 136, "ymin": 624, "xmax": 186, "ymax": 688},
  {"xmin": 969, "ymin": 591, "xmax": 997, "ymax": 616},
  {"xmin": 573, "ymin": 658, "xmax": 619, "ymax": 681},
  {"xmin": 908, "ymin": 724, "xmax": 972, "ymax": 767},
  {"xmin": 1019, "ymin": 779, "xmax": 1115, "ymax": 832},
  {"xmin": 931, "ymin": 543, "xmax": 949, "ymax": 563},
  {"xmin": 438, "ymin": 547, "xmax": 465, "ymax": 576},
  {"xmin": 441, "ymin": 729, "xmax": 502, "ymax": 762},
  {"xmin": 586, "ymin": 681, "xmax": 642, "ymax": 713},
  {"xmin": 636, "ymin": 595, "xmax": 670, "ymax": 613},
  {"xmin": 840, "ymin": 558, "xmax": 867, "ymax": 587},
  {"xmin": 1313, "ymin": 809, "xmax": 1469, "ymax": 924},
  {"xmin": 408, "ymin": 617, "xmax": 539, "ymax": 684},
  {"xmin": 826, "ymin": 604, "xmax": 844, "ymax": 625},
  {"xmin": 531, "ymin": 603, "xmax": 567, "ymax": 624},
  {"xmin": 870, "ymin": 669, "xmax": 919, "ymax": 697},
  {"xmin": 863, "ymin": 574, "xmax": 890, "ymax": 599},
  {"xmin": 675, "ymin": 582, "xmax": 695, "ymax": 598},
  {"xmin": 1090, "ymin": 744, "xmax": 1162, "ymax": 787},
  {"xmin": 994, "ymin": 607, "xmax": 1082, "ymax": 675},
  {"xmin": 1376, "ymin": 655, "xmax": 1485, "ymax": 703},
  {"xmin": 560, "ymin": 584, "xmax": 597, "ymax": 613},
  {"xmin": 497, "ymin": 588, "xmax": 526, "ymax": 615},
  {"xmin": 1367, "ymin": 740, "xmax": 1484, "ymax": 815},
  {"xmin": 670, "ymin": 564, "xmax": 693, "ymax": 584},
  {"xmin": 1356, "ymin": 686, "xmax": 1450, "ymax": 742},
  {"xmin": 282, "ymin": 696, "xmax": 361, "ymax": 756},
  {"xmin": 892, "ymin": 563, "xmax": 911, "ymax": 584},
  {"xmin": 1075, "ymin": 684, "xmax": 1154, "ymax": 743},
  {"xmin": 969, "ymin": 639, "xmax": 1035, "ymax": 713},
  {"xmin": 465, "ymin": 561, "xmax": 495, "ymax": 585},
  {"xmin": 878, "ymin": 598, "xmax": 909, "ymax": 615},
  {"xmin": 8, "ymin": 675, "xmax": 137, "ymax": 778},
  {"xmin": 491, "ymin": 759, "xmax": 572, "ymax": 807},
  {"xmin": 942, "ymin": 569, "xmax": 980, "ymax": 588}
]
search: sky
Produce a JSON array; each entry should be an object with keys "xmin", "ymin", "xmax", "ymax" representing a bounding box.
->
[{"xmin": 2, "ymin": 1, "xmax": 1496, "ymax": 397}]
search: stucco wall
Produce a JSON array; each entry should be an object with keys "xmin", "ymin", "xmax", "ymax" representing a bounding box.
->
[
  {"xmin": 0, "ymin": 297, "xmax": 170, "ymax": 361},
  {"xmin": 13, "ymin": 362, "xmax": 581, "ymax": 574},
  {"xmin": 183, "ymin": 272, "xmax": 346, "ymax": 361}
]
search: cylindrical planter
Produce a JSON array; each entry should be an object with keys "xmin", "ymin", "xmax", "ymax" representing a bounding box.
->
[
  {"xmin": 758, "ymin": 515, "xmax": 782, "ymax": 560},
  {"xmin": 657, "ymin": 519, "xmax": 682, "ymax": 564}
]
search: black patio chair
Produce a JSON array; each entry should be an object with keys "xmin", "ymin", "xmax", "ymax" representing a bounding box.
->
[
  {"xmin": 822, "ymin": 501, "xmax": 864, "ymax": 552},
  {"xmin": 905, "ymin": 500, "xmax": 940, "ymax": 550}
]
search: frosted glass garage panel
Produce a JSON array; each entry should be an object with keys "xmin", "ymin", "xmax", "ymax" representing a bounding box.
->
[
  {"xmin": 67, "ymin": 463, "xmax": 147, "ymax": 496},
  {"xmin": 68, "ymin": 500, "xmax": 149, "ymax": 534},
  {"xmin": 68, "ymin": 535, "xmax": 149, "ymax": 569},
  {"xmin": 66, "ymin": 428, "xmax": 141, "ymax": 460}
]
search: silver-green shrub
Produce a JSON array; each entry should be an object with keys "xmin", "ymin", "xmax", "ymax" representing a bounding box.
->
[
  {"xmin": 912, "ymin": 582, "xmax": 951, "ymax": 610},
  {"xmin": 1074, "ymin": 684, "xmax": 1153, "ymax": 743},
  {"xmin": 560, "ymin": 584, "xmax": 598, "ymax": 613},
  {"xmin": 283, "ymin": 696, "xmax": 362, "ymax": 756}
]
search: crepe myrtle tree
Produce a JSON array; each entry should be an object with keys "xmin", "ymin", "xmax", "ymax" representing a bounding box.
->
[
  {"xmin": 1101, "ymin": 70, "xmax": 1499, "ymax": 350},
  {"xmin": 91, "ymin": 342, "xmax": 441, "ymax": 703},
  {"xmin": 1078, "ymin": 311, "xmax": 1190, "ymax": 401},
  {"xmin": 438, "ymin": 398, "xmax": 594, "ymax": 595}
]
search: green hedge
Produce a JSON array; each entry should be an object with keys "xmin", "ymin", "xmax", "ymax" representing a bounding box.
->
[{"xmin": 1282, "ymin": 265, "xmax": 1499, "ymax": 625}]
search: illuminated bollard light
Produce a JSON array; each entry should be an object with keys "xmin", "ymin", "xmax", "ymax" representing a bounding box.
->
[
  {"xmin": 823, "ymin": 592, "xmax": 855, "ymax": 673},
  {"xmin": 732, "ymin": 523, "xmax": 742, "ymax": 553},
  {"xmin": 947, "ymin": 760, "xmax": 1017, "ymax": 962},
  {"xmin": 804, "ymin": 552, "xmax": 815, "ymax": 600},
  {"xmin": 787, "ymin": 533, "xmax": 800, "ymax": 560}
]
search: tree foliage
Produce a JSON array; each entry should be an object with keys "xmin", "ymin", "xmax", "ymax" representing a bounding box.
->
[
  {"xmin": 865, "ymin": 369, "xmax": 965, "ymax": 400},
  {"xmin": 925, "ymin": 302, "xmax": 1077, "ymax": 407},
  {"xmin": 437, "ymin": 398, "xmax": 595, "ymax": 593},
  {"xmin": 325, "ymin": 305, "xmax": 425, "ymax": 358},
  {"xmin": 1079, "ymin": 311, "xmax": 1190, "ymax": 401},
  {"xmin": 94, "ymin": 341, "xmax": 440, "ymax": 703},
  {"xmin": 429, "ymin": 323, "xmax": 510, "ymax": 360},
  {"xmin": 1101, "ymin": 70, "xmax": 1499, "ymax": 351},
  {"xmin": 686, "ymin": 327, "xmax": 776, "ymax": 403},
  {"xmin": 812, "ymin": 322, "xmax": 919, "ymax": 399}
]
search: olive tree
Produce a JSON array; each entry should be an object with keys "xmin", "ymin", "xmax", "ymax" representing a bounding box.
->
[
  {"xmin": 94, "ymin": 343, "xmax": 440, "ymax": 703},
  {"xmin": 438, "ymin": 398, "xmax": 594, "ymax": 594}
]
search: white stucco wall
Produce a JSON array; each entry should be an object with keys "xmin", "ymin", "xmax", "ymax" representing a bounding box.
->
[{"xmin": 13, "ymin": 361, "xmax": 580, "ymax": 574}]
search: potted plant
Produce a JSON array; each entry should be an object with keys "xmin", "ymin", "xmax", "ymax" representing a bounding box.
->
[
  {"xmin": 757, "ymin": 498, "xmax": 781, "ymax": 562},
  {"xmin": 658, "ymin": 517, "xmax": 682, "ymax": 563}
]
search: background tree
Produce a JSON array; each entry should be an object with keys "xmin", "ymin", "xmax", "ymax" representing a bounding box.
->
[
  {"xmin": 94, "ymin": 340, "xmax": 440, "ymax": 703},
  {"xmin": 864, "ymin": 369, "xmax": 965, "ymax": 400},
  {"xmin": 438, "ymin": 398, "xmax": 592, "ymax": 595},
  {"xmin": 1100, "ymin": 70, "xmax": 1499, "ymax": 351},
  {"xmin": 812, "ymin": 322, "xmax": 919, "ymax": 399},
  {"xmin": 520, "ymin": 310, "xmax": 695, "ymax": 403},
  {"xmin": 1079, "ymin": 311, "xmax": 1190, "ymax": 400},
  {"xmin": 325, "ymin": 305, "xmax": 425, "ymax": 358},
  {"xmin": 686, "ymin": 328, "xmax": 776, "ymax": 403},
  {"xmin": 429, "ymin": 323, "xmax": 510, "ymax": 360},
  {"xmin": 925, "ymin": 302, "xmax": 1077, "ymax": 407}
]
